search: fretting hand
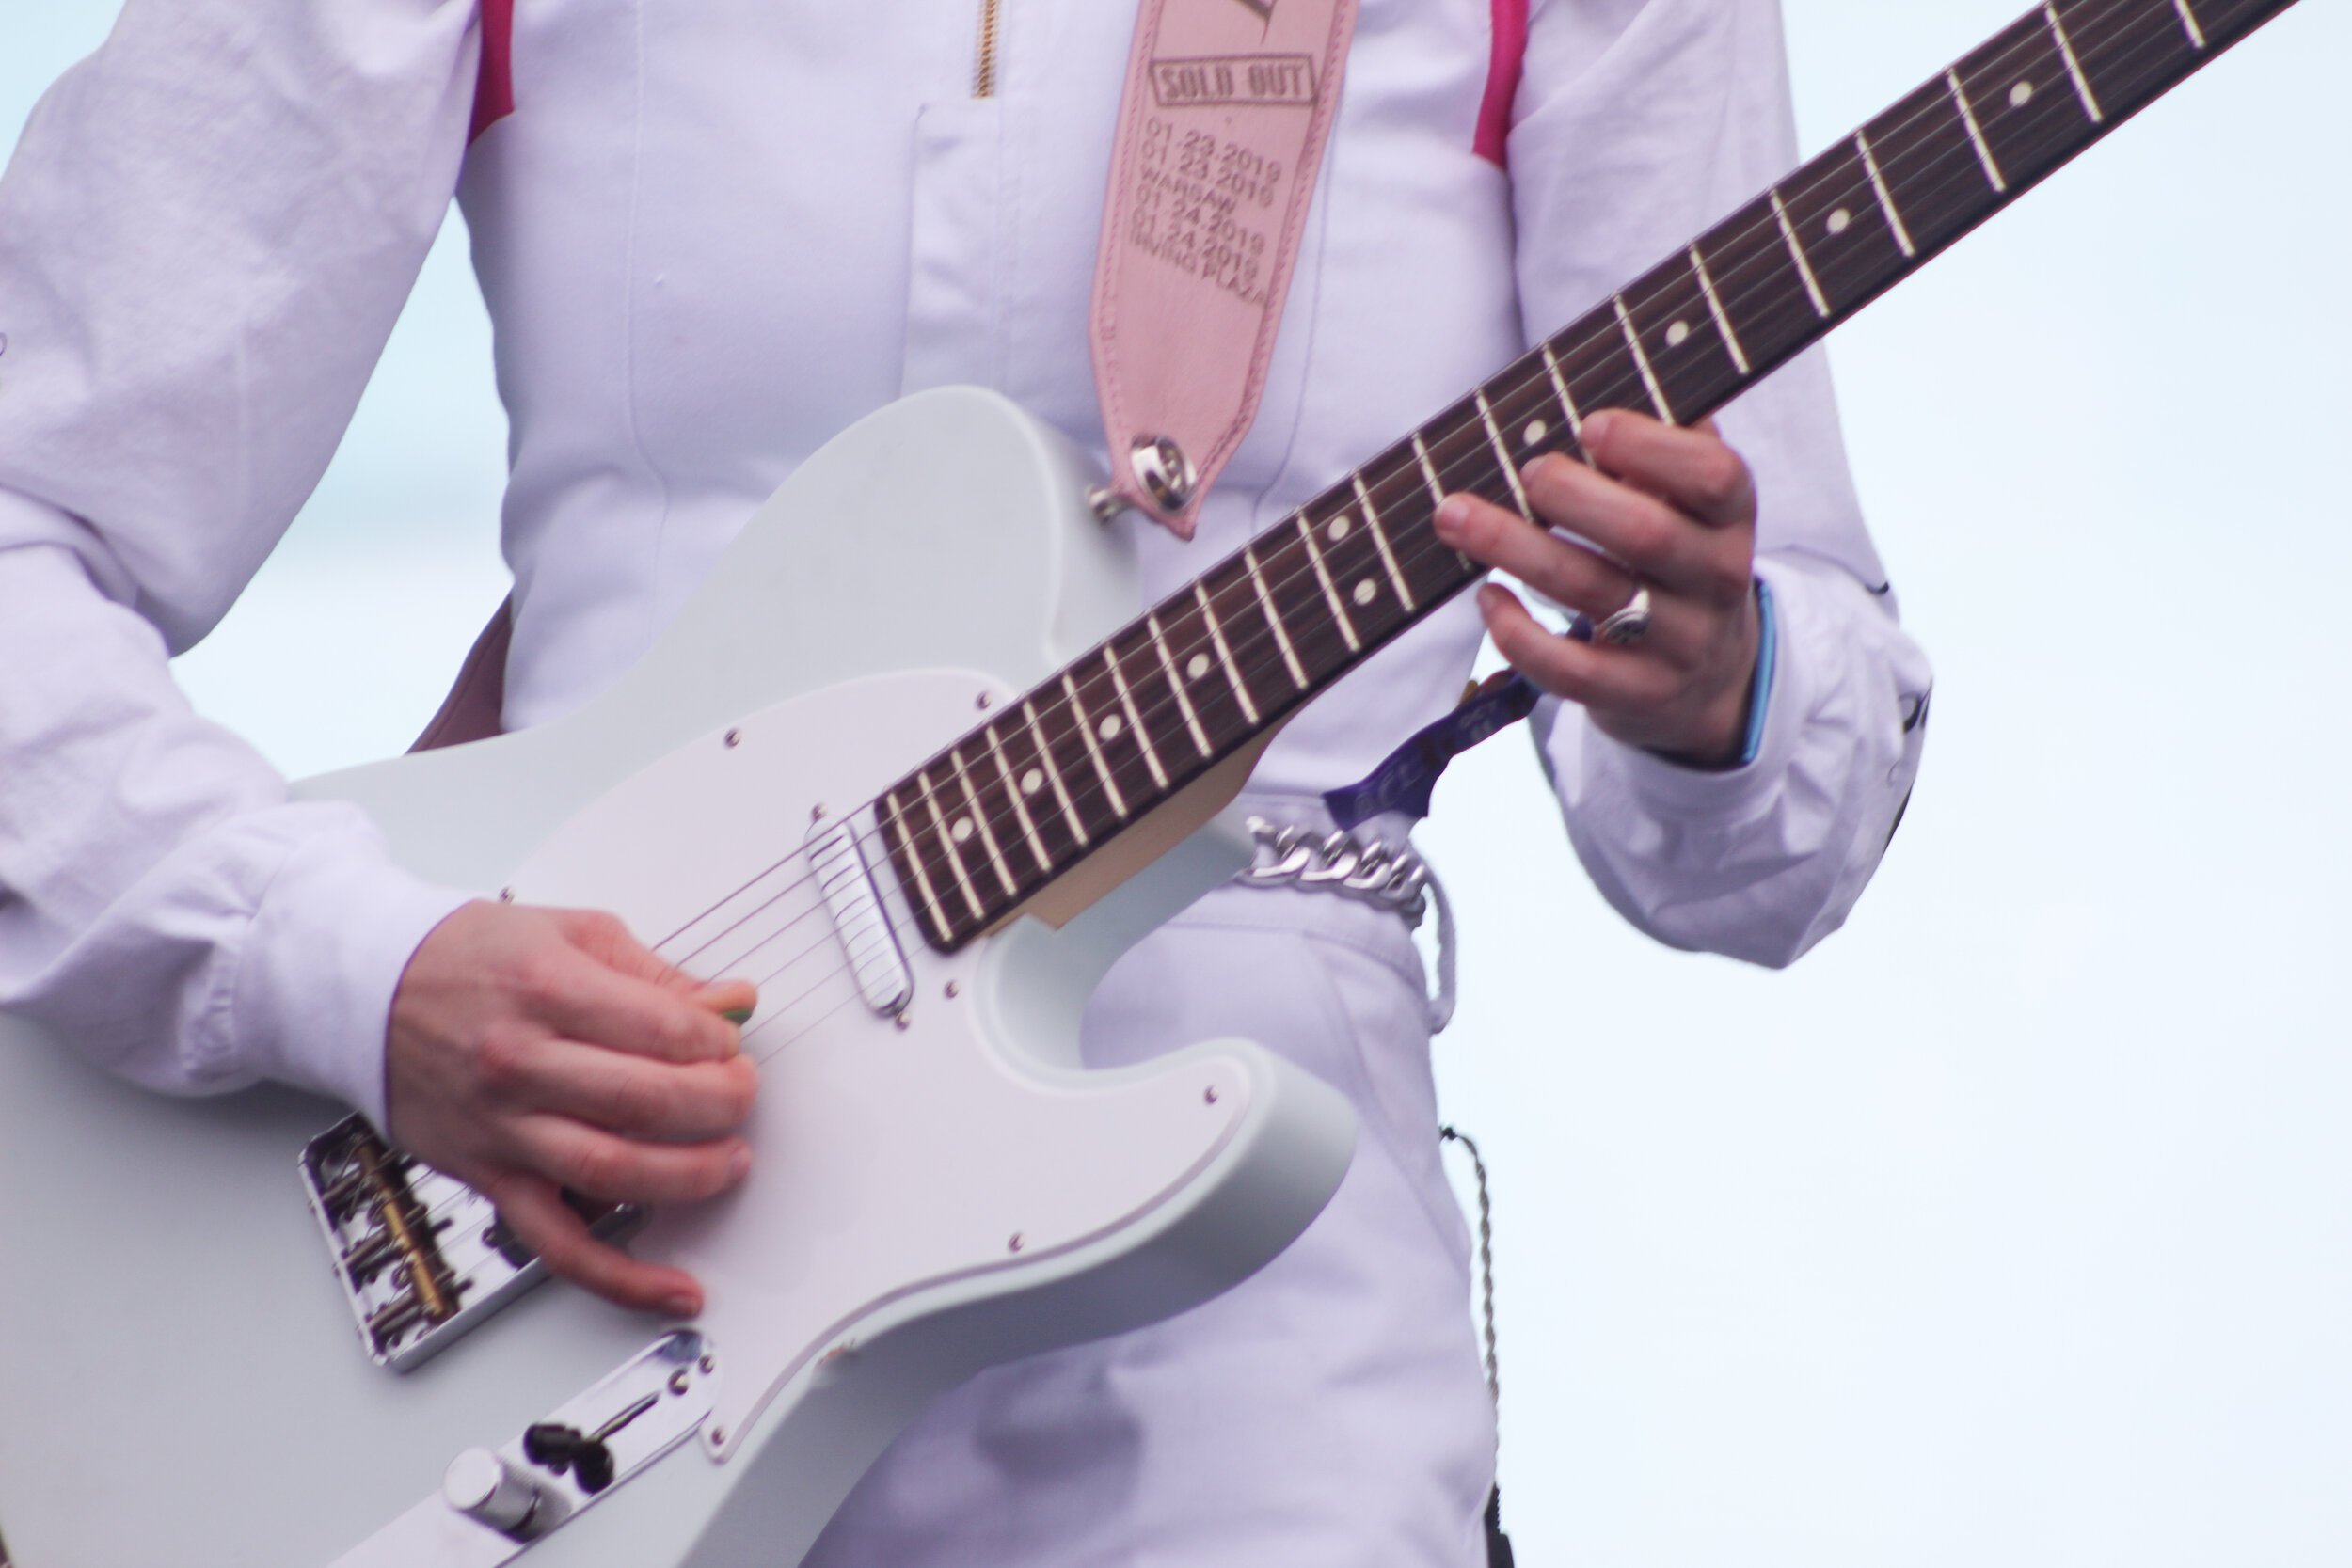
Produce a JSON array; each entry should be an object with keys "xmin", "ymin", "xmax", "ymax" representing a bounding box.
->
[
  {"xmin": 385, "ymin": 902, "xmax": 759, "ymax": 1318},
  {"xmin": 1433, "ymin": 409, "xmax": 1762, "ymax": 768}
]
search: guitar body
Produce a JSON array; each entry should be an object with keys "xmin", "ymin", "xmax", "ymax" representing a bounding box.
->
[{"xmin": 0, "ymin": 388, "xmax": 1358, "ymax": 1568}]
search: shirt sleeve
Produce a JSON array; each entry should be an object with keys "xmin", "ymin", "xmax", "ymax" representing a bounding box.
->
[
  {"xmin": 0, "ymin": 0, "xmax": 488, "ymax": 1123},
  {"xmin": 1505, "ymin": 0, "xmax": 1934, "ymax": 966}
]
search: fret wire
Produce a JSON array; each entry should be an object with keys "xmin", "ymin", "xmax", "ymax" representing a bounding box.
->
[
  {"xmin": 1853, "ymin": 132, "xmax": 1917, "ymax": 257},
  {"xmin": 1101, "ymin": 647, "xmax": 1170, "ymax": 791},
  {"xmin": 1406, "ymin": 421, "xmax": 1491, "ymax": 588},
  {"xmin": 947, "ymin": 749, "xmax": 1022, "ymax": 900},
  {"xmin": 1293, "ymin": 513, "xmax": 1364, "ymax": 651},
  {"xmin": 1241, "ymin": 545, "xmax": 1311, "ymax": 689},
  {"xmin": 1612, "ymin": 294, "xmax": 1676, "ymax": 423},
  {"xmin": 2044, "ymin": 1, "xmax": 2106, "ymax": 119},
  {"xmin": 2172, "ymin": 0, "xmax": 2208, "ymax": 46},
  {"xmin": 1534, "ymin": 338, "xmax": 1590, "ymax": 446},
  {"xmin": 1354, "ymin": 472, "xmax": 1420, "ymax": 612},
  {"xmin": 1145, "ymin": 612, "xmax": 1216, "ymax": 758},
  {"xmin": 1688, "ymin": 245, "xmax": 1755, "ymax": 374},
  {"xmin": 1058, "ymin": 673, "xmax": 1131, "ymax": 818},
  {"xmin": 1408, "ymin": 434, "xmax": 1448, "ymax": 507},
  {"xmin": 1767, "ymin": 189, "xmax": 1832, "ymax": 318},
  {"xmin": 1474, "ymin": 390, "xmax": 1533, "ymax": 516},
  {"xmin": 877, "ymin": 792, "xmax": 957, "ymax": 947},
  {"xmin": 1193, "ymin": 580, "xmax": 1263, "ymax": 725},
  {"xmin": 1255, "ymin": 526, "xmax": 1357, "ymax": 684},
  {"xmin": 1020, "ymin": 700, "xmax": 1090, "ymax": 847},
  {"xmin": 1946, "ymin": 66, "xmax": 2010, "ymax": 191},
  {"xmin": 981, "ymin": 722, "xmax": 1057, "ymax": 873},
  {"xmin": 913, "ymin": 768, "xmax": 989, "ymax": 923},
  {"xmin": 2066, "ymin": 0, "xmax": 2218, "ymax": 119}
]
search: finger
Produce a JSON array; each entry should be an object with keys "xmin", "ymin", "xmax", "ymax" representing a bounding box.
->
[
  {"xmin": 482, "ymin": 1037, "xmax": 759, "ymax": 1139},
  {"xmin": 1580, "ymin": 409, "xmax": 1756, "ymax": 531},
  {"xmin": 1437, "ymin": 491, "xmax": 1637, "ymax": 613},
  {"xmin": 518, "ymin": 935, "xmax": 745, "ymax": 1065},
  {"xmin": 695, "ymin": 976, "xmax": 759, "ymax": 1025},
  {"xmin": 508, "ymin": 1114, "xmax": 755, "ymax": 1207},
  {"xmin": 1477, "ymin": 583, "xmax": 1683, "ymax": 713},
  {"xmin": 555, "ymin": 907, "xmax": 761, "ymax": 1040},
  {"xmin": 1519, "ymin": 453, "xmax": 1754, "ymax": 608},
  {"xmin": 484, "ymin": 1169, "xmax": 707, "ymax": 1317},
  {"xmin": 1434, "ymin": 494, "xmax": 1708, "ymax": 666}
]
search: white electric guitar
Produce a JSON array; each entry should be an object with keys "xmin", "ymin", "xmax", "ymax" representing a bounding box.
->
[{"xmin": 0, "ymin": 3, "xmax": 2298, "ymax": 1563}]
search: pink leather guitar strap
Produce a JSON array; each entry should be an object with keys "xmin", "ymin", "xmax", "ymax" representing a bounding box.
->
[{"xmin": 1090, "ymin": 0, "xmax": 1359, "ymax": 537}]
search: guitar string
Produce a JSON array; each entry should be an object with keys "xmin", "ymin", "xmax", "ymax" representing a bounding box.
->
[
  {"xmin": 652, "ymin": 0, "xmax": 2200, "ymax": 983},
  {"xmin": 530, "ymin": 0, "xmax": 2208, "ymax": 1003},
  {"xmin": 857, "ymin": 0, "xmax": 2203, "ymax": 880},
  {"xmin": 359, "ymin": 3, "xmax": 2208, "ymax": 1278}
]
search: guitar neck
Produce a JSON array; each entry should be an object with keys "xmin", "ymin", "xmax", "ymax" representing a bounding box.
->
[{"xmin": 882, "ymin": 0, "xmax": 2297, "ymax": 953}]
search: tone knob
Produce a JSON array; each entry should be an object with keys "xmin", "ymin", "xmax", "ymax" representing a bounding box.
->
[{"xmin": 442, "ymin": 1447, "xmax": 548, "ymax": 1538}]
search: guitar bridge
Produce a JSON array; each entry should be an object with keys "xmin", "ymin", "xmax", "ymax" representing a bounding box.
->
[{"xmin": 299, "ymin": 1117, "xmax": 644, "ymax": 1370}]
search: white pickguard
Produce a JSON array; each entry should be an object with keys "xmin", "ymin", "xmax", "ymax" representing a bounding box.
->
[
  {"xmin": 0, "ymin": 388, "xmax": 1357, "ymax": 1568},
  {"xmin": 505, "ymin": 670, "xmax": 1260, "ymax": 1471}
]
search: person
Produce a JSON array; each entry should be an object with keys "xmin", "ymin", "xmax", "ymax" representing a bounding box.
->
[{"xmin": 0, "ymin": 0, "xmax": 1931, "ymax": 1560}]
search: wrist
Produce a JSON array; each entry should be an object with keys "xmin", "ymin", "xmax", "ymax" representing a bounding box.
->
[{"xmin": 1642, "ymin": 578, "xmax": 1774, "ymax": 771}]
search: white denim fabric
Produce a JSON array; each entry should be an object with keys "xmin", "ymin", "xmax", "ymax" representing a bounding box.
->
[{"xmin": 0, "ymin": 0, "xmax": 1931, "ymax": 1559}]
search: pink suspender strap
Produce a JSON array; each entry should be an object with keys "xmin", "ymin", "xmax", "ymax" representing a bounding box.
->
[
  {"xmin": 1089, "ymin": 0, "xmax": 1360, "ymax": 538},
  {"xmin": 471, "ymin": 0, "xmax": 516, "ymax": 142},
  {"xmin": 1473, "ymin": 0, "xmax": 1528, "ymax": 167}
]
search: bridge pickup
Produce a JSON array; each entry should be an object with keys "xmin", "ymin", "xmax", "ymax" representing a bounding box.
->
[
  {"xmin": 299, "ymin": 1117, "xmax": 644, "ymax": 1370},
  {"xmin": 807, "ymin": 807, "xmax": 914, "ymax": 1016}
]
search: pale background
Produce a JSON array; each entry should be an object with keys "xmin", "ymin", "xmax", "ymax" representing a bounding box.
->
[{"xmin": 5, "ymin": 3, "xmax": 2348, "ymax": 1563}]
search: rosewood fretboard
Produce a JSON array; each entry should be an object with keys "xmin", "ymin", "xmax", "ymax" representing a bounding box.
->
[{"xmin": 880, "ymin": 0, "xmax": 2297, "ymax": 952}]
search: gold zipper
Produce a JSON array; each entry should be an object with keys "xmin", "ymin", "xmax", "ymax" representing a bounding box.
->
[{"xmin": 973, "ymin": 0, "xmax": 1004, "ymax": 97}]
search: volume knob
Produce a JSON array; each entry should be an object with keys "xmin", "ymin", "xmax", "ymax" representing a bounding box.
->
[{"xmin": 442, "ymin": 1447, "xmax": 550, "ymax": 1538}]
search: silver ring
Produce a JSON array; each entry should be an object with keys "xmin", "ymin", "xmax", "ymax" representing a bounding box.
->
[{"xmin": 1593, "ymin": 585, "xmax": 1653, "ymax": 646}]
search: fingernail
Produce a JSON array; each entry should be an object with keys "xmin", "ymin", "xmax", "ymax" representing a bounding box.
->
[
  {"xmin": 663, "ymin": 1293, "xmax": 700, "ymax": 1320},
  {"xmin": 728, "ymin": 1145, "xmax": 753, "ymax": 1180},
  {"xmin": 1582, "ymin": 409, "xmax": 1615, "ymax": 448},
  {"xmin": 1433, "ymin": 495, "xmax": 1470, "ymax": 539}
]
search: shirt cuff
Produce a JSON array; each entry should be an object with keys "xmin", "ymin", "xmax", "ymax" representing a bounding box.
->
[
  {"xmin": 234, "ymin": 814, "xmax": 475, "ymax": 1133},
  {"xmin": 1598, "ymin": 575, "xmax": 1788, "ymax": 816}
]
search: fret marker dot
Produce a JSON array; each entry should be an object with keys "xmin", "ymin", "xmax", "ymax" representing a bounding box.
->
[
  {"xmin": 950, "ymin": 817, "xmax": 975, "ymax": 844},
  {"xmin": 1327, "ymin": 515, "xmax": 1352, "ymax": 543},
  {"xmin": 1826, "ymin": 209, "xmax": 1851, "ymax": 236},
  {"xmin": 2010, "ymin": 80, "xmax": 2033, "ymax": 108},
  {"xmin": 1020, "ymin": 768, "xmax": 1044, "ymax": 796},
  {"xmin": 1099, "ymin": 715, "xmax": 1123, "ymax": 741},
  {"xmin": 1664, "ymin": 321, "xmax": 1692, "ymax": 348},
  {"xmin": 1353, "ymin": 578, "xmax": 1377, "ymax": 607},
  {"xmin": 1523, "ymin": 419, "xmax": 1548, "ymax": 447},
  {"xmin": 1187, "ymin": 652, "xmax": 1212, "ymax": 680}
]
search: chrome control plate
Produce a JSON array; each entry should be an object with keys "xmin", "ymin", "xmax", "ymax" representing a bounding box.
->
[{"xmin": 330, "ymin": 1332, "xmax": 720, "ymax": 1568}]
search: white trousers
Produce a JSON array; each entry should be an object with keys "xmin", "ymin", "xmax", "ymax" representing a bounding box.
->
[{"xmin": 803, "ymin": 870, "xmax": 1496, "ymax": 1567}]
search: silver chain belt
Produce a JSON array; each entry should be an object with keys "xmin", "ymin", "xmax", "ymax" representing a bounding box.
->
[{"xmin": 1236, "ymin": 816, "xmax": 1432, "ymax": 926}]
